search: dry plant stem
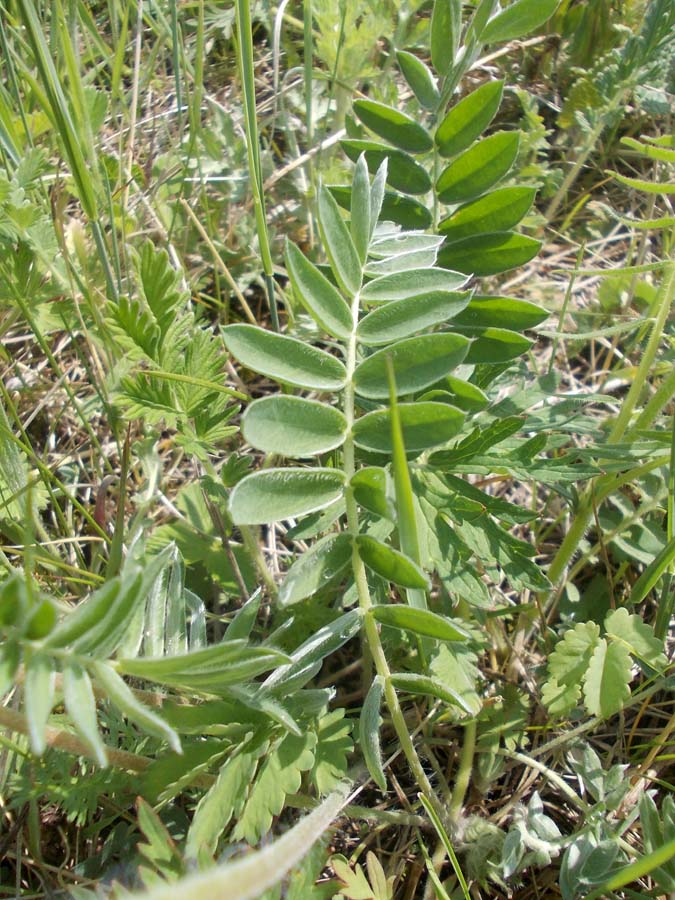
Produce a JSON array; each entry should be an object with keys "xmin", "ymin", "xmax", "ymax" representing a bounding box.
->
[
  {"xmin": 342, "ymin": 292, "xmax": 445, "ymax": 824},
  {"xmin": 547, "ymin": 260, "xmax": 675, "ymax": 588}
]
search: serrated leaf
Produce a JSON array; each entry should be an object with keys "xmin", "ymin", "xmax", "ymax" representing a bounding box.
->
[
  {"xmin": 341, "ymin": 139, "xmax": 432, "ymax": 195},
  {"xmin": 548, "ymin": 621, "xmax": 601, "ymax": 687},
  {"xmin": 389, "ymin": 672, "xmax": 474, "ymax": 713},
  {"xmin": 452, "ymin": 295, "xmax": 548, "ymax": 331},
  {"xmin": 311, "ymin": 709, "xmax": 353, "ymax": 795},
  {"xmin": 357, "ymin": 290, "xmax": 471, "ymax": 346},
  {"xmin": 24, "ymin": 653, "xmax": 56, "ymax": 755},
  {"xmin": 230, "ymin": 468, "xmax": 346, "ymax": 525},
  {"xmin": 397, "ymin": 50, "xmax": 439, "ymax": 111},
  {"xmin": 351, "ymin": 154, "xmax": 371, "ymax": 263},
  {"xmin": 353, "ymin": 99, "xmax": 433, "ymax": 154},
  {"xmin": 436, "ymin": 131, "xmax": 520, "ymax": 204},
  {"xmin": 359, "ymin": 676, "xmax": 386, "ymax": 791},
  {"xmin": 356, "ymin": 535, "xmax": 429, "ymax": 589},
  {"xmin": 223, "ymin": 324, "xmax": 346, "ymax": 392},
  {"xmin": 439, "ymin": 232, "xmax": 541, "ymax": 276},
  {"xmin": 63, "ymin": 663, "xmax": 108, "ymax": 767},
  {"xmin": 318, "ymin": 185, "xmax": 362, "ymax": 296},
  {"xmin": 431, "ymin": 0, "xmax": 461, "ymax": 76},
  {"xmin": 354, "ymin": 333, "xmax": 469, "ymax": 399},
  {"xmin": 439, "ymin": 186, "xmax": 536, "ymax": 241},
  {"xmin": 185, "ymin": 750, "xmax": 258, "ymax": 859},
  {"xmin": 332, "ymin": 854, "xmax": 375, "ymax": 900},
  {"xmin": 353, "ymin": 402, "xmax": 464, "ymax": 453},
  {"xmin": 436, "ymin": 80, "xmax": 504, "ymax": 158},
  {"xmin": 480, "ymin": 0, "xmax": 560, "ymax": 44},
  {"xmin": 371, "ymin": 605, "xmax": 469, "ymax": 642},
  {"xmin": 541, "ymin": 675, "xmax": 580, "ymax": 717},
  {"xmin": 242, "ymin": 396, "xmax": 348, "ymax": 458},
  {"xmin": 361, "ymin": 268, "xmax": 470, "ymax": 303},
  {"xmin": 285, "ymin": 241, "xmax": 352, "ymax": 340},
  {"xmin": 278, "ymin": 533, "xmax": 353, "ymax": 606},
  {"xmin": 582, "ymin": 638, "xmax": 632, "ymax": 718},
  {"xmin": 604, "ymin": 607, "xmax": 667, "ymax": 670},
  {"xmin": 233, "ymin": 731, "xmax": 317, "ymax": 844}
]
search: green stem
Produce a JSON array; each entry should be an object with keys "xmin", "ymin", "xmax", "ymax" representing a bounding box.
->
[{"xmin": 448, "ymin": 720, "xmax": 476, "ymax": 825}]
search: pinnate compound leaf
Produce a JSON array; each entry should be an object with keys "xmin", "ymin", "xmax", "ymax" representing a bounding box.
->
[
  {"xmin": 353, "ymin": 403, "xmax": 464, "ymax": 453},
  {"xmin": 436, "ymin": 131, "xmax": 520, "ymax": 204},
  {"xmin": 353, "ymin": 99, "xmax": 433, "ymax": 154},
  {"xmin": 438, "ymin": 232, "xmax": 541, "ymax": 277},
  {"xmin": 278, "ymin": 533, "xmax": 353, "ymax": 606},
  {"xmin": 439, "ymin": 186, "xmax": 537, "ymax": 241},
  {"xmin": 582, "ymin": 638, "xmax": 632, "ymax": 718},
  {"xmin": 185, "ymin": 750, "xmax": 258, "ymax": 859},
  {"xmin": 24, "ymin": 652, "xmax": 56, "ymax": 755},
  {"xmin": 341, "ymin": 139, "xmax": 432, "ymax": 195},
  {"xmin": 354, "ymin": 333, "xmax": 469, "ymax": 399},
  {"xmin": 389, "ymin": 672, "xmax": 474, "ymax": 714},
  {"xmin": 356, "ymin": 290, "xmax": 472, "ymax": 346},
  {"xmin": 435, "ymin": 80, "xmax": 504, "ymax": 158},
  {"xmin": 371, "ymin": 605, "xmax": 469, "ymax": 642},
  {"xmin": 233, "ymin": 731, "xmax": 317, "ymax": 844},
  {"xmin": 242, "ymin": 396, "xmax": 348, "ymax": 457},
  {"xmin": 604, "ymin": 607, "xmax": 667, "ymax": 670},
  {"xmin": 230, "ymin": 468, "xmax": 345, "ymax": 525},
  {"xmin": 90, "ymin": 660, "xmax": 182, "ymax": 753},
  {"xmin": 63, "ymin": 662, "xmax": 108, "ymax": 767},
  {"xmin": 356, "ymin": 535, "xmax": 429, "ymax": 589},
  {"xmin": 397, "ymin": 50, "xmax": 439, "ymax": 111},
  {"xmin": 318, "ymin": 185, "xmax": 362, "ymax": 296},
  {"xmin": 285, "ymin": 241, "xmax": 352, "ymax": 340},
  {"xmin": 360, "ymin": 268, "xmax": 469, "ymax": 303},
  {"xmin": 480, "ymin": 0, "xmax": 560, "ymax": 44},
  {"xmin": 359, "ymin": 676, "xmax": 387, "ymax": 791},
  {"xmin": 223, "ymin": 325, "xmax": 346, "ymax": 392},
  {"xmin": 548, "ymin": 621, "xmax": 601, "ymax": 687},
  {"xmin": 311, "ymin": 709, "xmax": 353, "ymax": 795}
]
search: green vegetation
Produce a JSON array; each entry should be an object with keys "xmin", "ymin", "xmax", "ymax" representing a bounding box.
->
[{"xmin": 0, "ymin": 0, "xmax": 674, "ymax": 897}]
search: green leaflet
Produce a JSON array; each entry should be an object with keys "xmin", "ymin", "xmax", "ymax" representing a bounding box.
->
[
  {"xmin": 352, "ymin": 402, "xmax": 465, "ymax": 453},
  {"xmin": 63, "ymin": 662, "xmax": 108, "ymax": 767},
  {"xmin": 278, "ymin": 533, "xmax": 353, "ymax": 606},
  {"xmin": 389, "ymin": 672, "xmax": 474, "ymax": 714},
  {"xmin": 582, "ymin": 638, "xmax": 632, "ymax": 718},
  {"xmin": 353, "ymin": 99, "xmax": 433, "ymax": 154},
  {"xmin": 360, "ymin": 267, "xmax": 469, "ymax": 303},
  {"xmin": 24, "ymin": 652, "xmax": 56, "ymax": 755},
  {"xmin": 351, "ymin": 467, "xmax": 393, "ymax": 518},
  {"xmin": 480, "ymin": 0, "xmax": 560, "ymax": 44},
  {"xmin": 370, "ymin": 605, "xmax": 470, "ymax": 642},
  {"xmin": 396, "ymin": 50, "xmax": 440, "ymax": 111},
  {"xmin": 354, "ymin": 333, "xmax": 470, "ymax": 399},
  {"xmin": 229, "ymin": 468, "xmax": 346, "ymax": 525},
  {"xmin": 285, "ymin": 241, "xmax": 352, "ymax": 340},
  {"xmin": 436, "ymin": 131, "xmax": 520, "ymax": 204},
  {"xmin": 420, "ymin": 377, "xmax": 489, "ymax": 412},
  {"xmin": 438, "ymin": 232, "xmax": 541, "ymax": 276},
  {"xmin": 359, "ymin": 676, "xmax": 386, "ymax": 790},
  {"xmin": 329, "ymin": 184, "xmax": 433, "ymax": 230},
  {"xmin": 439, "ymin": 186, "xmax": 537, "ymax": 241},
  {"xmin": 317, "ymin": 184, "xmax": 362, "ymax": 296},
  {"xmin": 355, "ymin": 534, "xmax": 429, "ymax": 589},
  {"xmin": 223, "ymin": 324, "xmax": 346, "ymax": 392},
  {"xmin": 430, "ymin": 0, "xmax": 461, "ymax": 75},
  {"xmin": 435, "ymin": 80, "xmax": 504, "ymax": 158},
  {"xmin": 452, "ymin": 295, "xmax": 548, "ymax": 331},
  {"xmin": 356, "ymin": 290, "xmax": 472, "ymax": 345},
  {"xmin": 242, "ymin": 396, "xmax": 348, "ymax": 457},
  {"xmin": 604, "ymin": 607, "xmax": 667, "ymax": 669},
  {"xmin": 351, "ymin": 154, "xmax": 371, "ymax": 263},
  {"xmin": 464, "ymin": 327, "xmax": 534, "ymax": 364},
  {"xmin": 341, "ymin": 139, "xmax": 432, "ymax": 195}
]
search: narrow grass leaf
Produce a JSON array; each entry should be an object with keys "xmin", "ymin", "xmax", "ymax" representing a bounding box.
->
[
  {"xmin": 436, "ymin": 132, "xmax": 520, "ymax": 204},
  {"xmin": 354, "ymin": 333, "xmax": 469, "ymax": 399},
  {"xmin": 223, "ymin": 325, "xmax": 346, "ymax": 391},
  {"xmin": 371, "ymin": 606, "xmax": 470, "ymax": 641},
  {"xmin": 278, "ymin": 533, "xmax": 353, "ymax": 606},
  {"xmin": 397, "ymin": 51, "xmax": 440, "ymax": 110},
  {"xmin": 317, "ymin": 185, "xmax": 362, "ymax": 296},
  {"xmin": 359, "ymin": 676, "xmax": 387, "ymax": 790},
  {"xmin": 438, "ymin": 232, "xmax": 541, "ymax": 276},
  {"xmin": 63, "ymin": 663, "xmax": 108, "ymax": 767},
  {"xmin": 439, "ymin": 186, "xmax": 536, "ymax": 240},
  {"xmin": 242, "ymin": 396, "xmax": 348, "ymax": 457},
  {"xmin": 357, "ymin": 290, "xmax": 472, "ymax": 345},
  {"xmin": 436, "ymin": 80, "xmax": 504, "ymax": 158},
  {"xmin": 353, "ymin": 403, "xmax": 465, "ymax": 453},
  {"xmin": 285, "ymin": 241, "xmax": 352, "ymax": 340},
  {"xmin": 353, "ymin": 99, "xmax": 433, "ymax": 153},
  {"xmin": 229, "ymin": 468, "xmax": 346, "ymax": 525},
  {"xmin": 356, "ymin": 535, "xmax": 429, "ymax": 589},
  {"xmin": 629, "ymin": 536, "xmax": 675, "ymax": 606}
]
